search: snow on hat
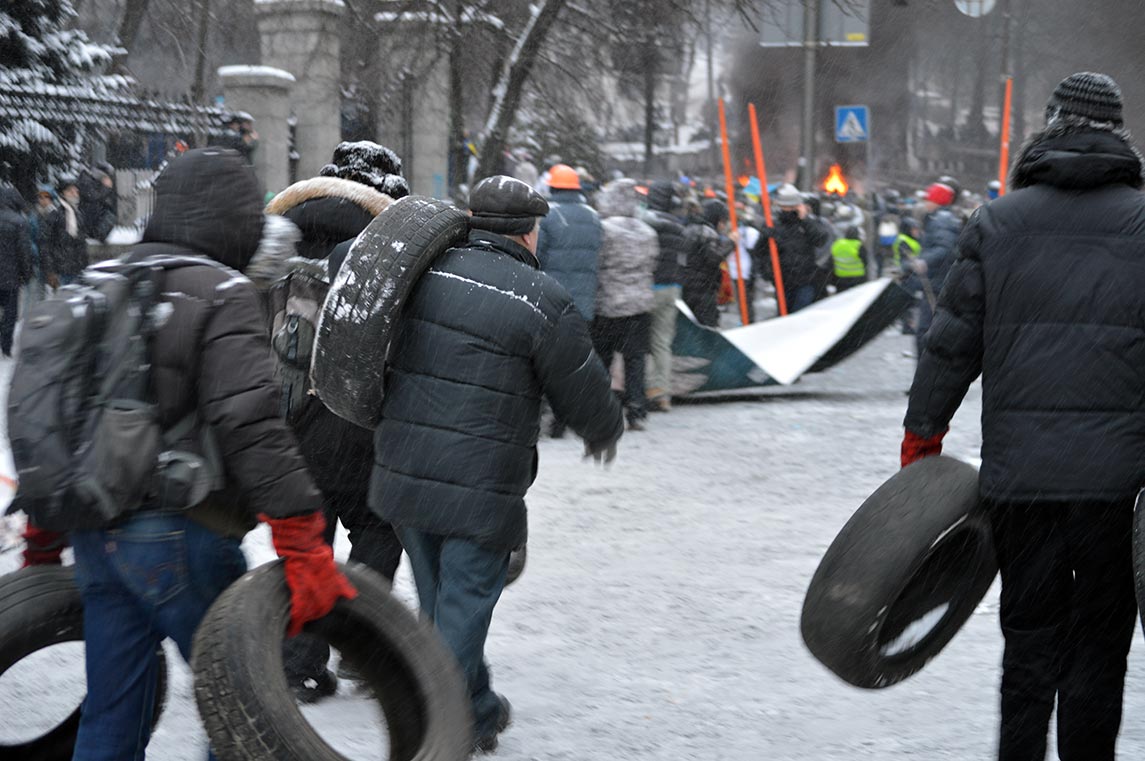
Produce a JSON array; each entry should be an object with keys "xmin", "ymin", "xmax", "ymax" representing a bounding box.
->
[
  {"xmin": 773, "ymin": 183, "xmax": 802, "ymax": 208},
  {"xmin": 925, "ymin": 182, "xmax": 956, "ymax": 206},
  {"xmin": 320, "ymin": 141, "xmax": 410, "ymax": 199},
  {"xmin": 1046, "ymin": 72, "xmax": 1124, "ymax": 127},
  {"xmin": 468, "ymin": 175, "xmax": 550, "ymax": 236}
]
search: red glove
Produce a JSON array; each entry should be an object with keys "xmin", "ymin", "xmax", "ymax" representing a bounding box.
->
[
  {"xmin": 901, "ymin": 429, "xmax": 947, "ymax": 468},
  {"xmin": 22, "ymin": 524, "xmax": 67, "ymax": 567},
  {"xmin": 260, "ymin": 511, "xmax": 357, "ymax": 637}
]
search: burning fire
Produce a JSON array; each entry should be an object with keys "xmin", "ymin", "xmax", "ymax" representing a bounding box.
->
[{"xmin": 823, "ymin": 164, "xmax": 849, "ymax": 196}]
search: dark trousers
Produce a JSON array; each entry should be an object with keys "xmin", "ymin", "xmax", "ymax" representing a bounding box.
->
[
  {"xmin": 591, "ymin": 314, "xmax": 650, "ymax": 422},
  {"xmin": 283, "ymin": 489, "xmax": 403, "ymax": 682},
  {"xmin": 988, "ymin": 500, "xmax": 1137, "ymax": 761},
  {"xmin": 785, "ymin": 284, "xmax": 817, "ymax": 313},
  {"xmin": 0, "ymin": 288, "xmax": 17, "ymax": 355},
  {"xmin": 835, "ymin": 276, "xmax": 866, "ymax": 293},
  {"xmin": 398, "ymin": 528, "xmax": 509, "ymax": 739}
]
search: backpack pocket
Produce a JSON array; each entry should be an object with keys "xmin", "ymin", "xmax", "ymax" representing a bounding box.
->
[{"xmin": 84, "ymin": 399, "xmax": 163, "ymax": 524}]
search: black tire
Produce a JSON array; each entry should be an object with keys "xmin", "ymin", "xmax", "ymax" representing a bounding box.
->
[
  {"xmin": 191, "ymin": 561, "xmax": 473, "ymax": 761},
  {"xmin": 506, "ymin": 544, "xmax": 526, "ymax": 587},
  {"xmin": 314, "ymin": 196, "xmax": 469, "ymax": 428},
  {"xmin": 800, "ymin": 455, "xmax": 996, "ymax": 688},
  {"xmin": 1132, "ymin": 490, "xmax": 1145, "ymax": 631},
  {"xmin": 0, "ymin": 566, "xmax": 167, "ymax": 760}
]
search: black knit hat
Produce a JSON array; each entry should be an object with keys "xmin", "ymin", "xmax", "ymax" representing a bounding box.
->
[
  {"xmin": 468, "ymin": 175, "xmax": 549, "ymax": 236},
  {"xmin": 1046, "ymin": 72, "xmax": 1124, "ymax": 127},
  {"xmin": 320, "ymin": 141, "xmax": 410, "ymax": 198}
]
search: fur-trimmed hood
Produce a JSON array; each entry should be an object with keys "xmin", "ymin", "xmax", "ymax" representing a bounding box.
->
[
  {"xmin": 266, "ymin": 176, "xmax": 394, "ymax": 260},
  {"xmin": 1011, "ymin": 118, "xmax": 1145, "ymax": 191}
]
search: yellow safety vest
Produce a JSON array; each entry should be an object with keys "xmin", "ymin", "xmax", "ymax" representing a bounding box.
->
[
  {"xmin": 893, "ymin": 234, "xmax": 920, "ymax": 267},
  {"xmin": 831, "ymin": 238, "xmax": 866, "ymax": 278}
]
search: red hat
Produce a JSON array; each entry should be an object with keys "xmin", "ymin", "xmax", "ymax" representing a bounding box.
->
[{"xmin": 926, "ymin": 182, "xmax": 956, "ymax": 206}]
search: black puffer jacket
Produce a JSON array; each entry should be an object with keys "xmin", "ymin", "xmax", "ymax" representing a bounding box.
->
[
  {"xmin": 42, "ymin": 200, "xmax": 88, "ymax": 278},
  {"xmin": 266, "ymin": 177, "xmax": 393, "ymax": 495},
  {"xmin": 643, "ymin": 181, "xmax": 690, "ymax": 286},
  {"xmin": 758, "ymin": 214, "xmax": 829, "ymax": 291},
  {"xmin": 140, "ymin": 148, "xmax": 320, "ymax": 536},
  {"xmin": 906, "ymin": 125, "xmax": 1145, "ymax": 502},
  {"xmin": 370, "ymin": 229, "xmax": 624, "ymax": 551},
  {"xmin": 682, "ymin": 219, "xmax": 731, "ymax": 327},
  {"xmin": 0, "ymin": 186, "xmax": 32, "ymax": 289}
]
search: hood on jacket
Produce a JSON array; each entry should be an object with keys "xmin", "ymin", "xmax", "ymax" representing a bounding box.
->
[
  {"xmin": 1011, "ymin": 119, "xmax": 1145, "ymax": 191},
  {"xmin": 0, "ymin": 185, "xmax": 24, "ymax": 214},
  {"xmin": 646, "ymin": 180, "xmax": 678, "ymax": 213},
  {"xmin": 595, "ymin": 179, "xmax": 642, "ymax": 218},
  {"xmin": 143, "ymin": 148, "xmax": 265, "ymax": 271},
  {"xmin": 244, "ymin": 214, "xmax": 304, "ymax": 290},
  {"xmin": 266, "ymin": 176, "xmax": 393, "ymax": 259}
]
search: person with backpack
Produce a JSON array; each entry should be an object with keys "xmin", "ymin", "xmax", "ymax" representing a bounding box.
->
[
  {"xmin": 0, "ymin": 185, "xmax": 33, "ymax": 357},
  {"xmin": 263, "ymin": 140, "xmax": 410, "ymax": 702},
  {"xmin": 12, "ymin": 148, "xmax": 355, "ymax": 760}
]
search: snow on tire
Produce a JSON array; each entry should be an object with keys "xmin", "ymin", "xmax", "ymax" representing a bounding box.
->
[
  {"xmin": 191, "ymin": 561, "xmax": 473, "ymax": 761},
  {"xmin": 800, "ymin": 455, "xmax": 996, "ymax": 689},
  {"xmin": 313, "ymin": 195, "xmax": 469, "ymax": 428},
  {"xmin": 1133, "ymin": 490, "xmax": 1145, "ymax": 630},
  {"xmin": 0, "ymin": 566, "xmax": 167, "ymax": 760}
]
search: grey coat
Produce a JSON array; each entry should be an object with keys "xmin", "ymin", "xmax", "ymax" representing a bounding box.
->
[{"xmin": 594, "ymin": 181, "xmax": 658, "ymax": 318}]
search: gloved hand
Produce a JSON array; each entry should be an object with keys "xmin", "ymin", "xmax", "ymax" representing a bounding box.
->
[
  {"xmin": 901, "ymin": 429, "xmax": 947, "ymax": 468},
  {"xmin": 22, "ymin": 524, "xmax": 66, "ymax": 567},
  {"xmin": 260, "ymin": 511, "xmax": 357, "ymax": 637},
  {"xmin": 583, "ymin": 438, "xmax": 618, "ymax": 466}
]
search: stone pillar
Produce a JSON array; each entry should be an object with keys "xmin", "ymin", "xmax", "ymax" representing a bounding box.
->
[
  {"xmin": 375, "ymin": 9, "xmax": 451, "ymax": 199},
  {"xmin": 218, "ymin": 65, "xmax": 295, "ymax": 194},
  {"xmin": 256, "ymin": 0, "xmax": 344, "ymax": 180}
]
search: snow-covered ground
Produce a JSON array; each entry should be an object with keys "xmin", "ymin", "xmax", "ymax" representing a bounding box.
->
[{"xmin": 3, "ymin": 327, "xmax": 1145, "ymax": 759}]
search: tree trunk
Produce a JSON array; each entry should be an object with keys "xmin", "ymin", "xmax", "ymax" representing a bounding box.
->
[
  {"xmin": 190, "ymin": 0, "xmax": 212, "ymax": 103},
  {"xmin": 474, "ymin": 0, "xmax": 568, "ymax": 181},
  {"xmin": 642, "ymin": 38, "xmax": 657, "ymax": 177},
  {"xmin": 448, "ymin": 19, "xmax": 466, "ymax": 195},
  {"xmin": 117, "ymin": 0, "xmax": 152, "ymax": 51}
]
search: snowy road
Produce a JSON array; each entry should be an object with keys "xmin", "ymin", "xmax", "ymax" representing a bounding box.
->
[{"xmin": 4, "ymin": 327, "xmax": 1145, "ymax": 759}]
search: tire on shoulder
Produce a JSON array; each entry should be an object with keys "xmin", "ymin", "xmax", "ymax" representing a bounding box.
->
[
  {"xmin": 313, "ymin": 196, "xmax": 469, "ymax": 428},
  {"xmin": 800, "ymin": 455, "xmax": 996, "ymax": 688},
  {"xmin": 0, "ymin": 565, "xmax": 167, "ymax": 760},
  {"xmin": 191, "ymin": 561, "xmax": 473, "ymax": 761}
]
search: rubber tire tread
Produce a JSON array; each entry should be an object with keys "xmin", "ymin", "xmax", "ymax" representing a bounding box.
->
[
  {"xmin": 800, "ymin": 455, "xmax": 996, "ymax": 688},
  {"xmin": 314, "ymin": 196, "xmax": 469, "ymax": 428},
  {"xmin": 191, "ymin": 561, "xmax": 473, "ymax": 761},
  {"xmin": 1132, "ymin": 491, "xmax": 1145, "ymax": 633},
  {"xmin": 0, "ymin": 565, "xmax": 167, "ymax": 760}
]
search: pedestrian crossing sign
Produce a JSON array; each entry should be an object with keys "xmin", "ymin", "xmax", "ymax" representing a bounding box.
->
[{"xmin": 835, "ymin": 106, "xmax": 869, "ymax": 143}]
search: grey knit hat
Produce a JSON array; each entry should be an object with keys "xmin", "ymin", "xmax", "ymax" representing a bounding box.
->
[
  {"xmin": 1046, "ymin": 72, "xmax": 1124, "ymax": 127},
  {"xmin": 773, "ymin": 183, "xmax": 803, "ymax": 208}
]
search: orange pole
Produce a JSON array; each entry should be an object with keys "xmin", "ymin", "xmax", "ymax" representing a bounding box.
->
[
  {"xmin": 718, "ymin": 99, "xmax": 751, "ymax": 326},
  {"xmin": 748, "ymin": 103, "xmax": 788, "ymax": 317},
  {"xmin": 998, "ymin": 77, "xmax": 1014, "ymax": 196}
]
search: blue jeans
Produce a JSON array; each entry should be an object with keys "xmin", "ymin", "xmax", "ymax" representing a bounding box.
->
[
  {"xmin": 398, "ymin": 528, "xmax": 509, "ymax": 739},
  {"xmin": 71, "ymin": 512, "xmax": 247, "ymax": 761},
  {"xmin": 787, "ymin": 284, "xmax": 817, "ymax": 313}
]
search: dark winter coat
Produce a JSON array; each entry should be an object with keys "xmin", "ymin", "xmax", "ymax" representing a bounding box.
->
[
  {"xmin": 906, "ymin": 125, "xmax": 1145, "ymax": 502},
  {"xmin": 78, "ymin": 172, "xmax": 117, "ymax": 242},
  {"xmin": 758, "ymin": 214, "xmax": 829, "ymax": 291},
  {"xmin": 917, "ymin": 208, "xmax": 963, "ymax": 294},
  {"xmin": 42, "ymin": 200, "xmax": 88, "ymax": 278},
  {"xmin": 370, "ymin": 229, "xmax": 624, "ymax": 551},
  {"xmin": 594, "ymin": 182, "xmax": 658, "ymax": 318},
  {"xmin": 139, "ymin": 148, "xmax": 320, "ymax": 536},
  {"xmin": 536, "ymin": 188, "xmax": 603, "ymax": 321},
  {"xmin": 682, "ymin": 219, "xmax": 732, "ymax": 327},
  {"xmin": 265, "ymin": 177, "xmax": 395, "ymax": 496},
  {"xmin": 0, "ymin": 186, "xmax": 32, "ymax": 290},
  {"xmin": 643, "ymin": 208, "xmax": 690, "ymax": 287}
]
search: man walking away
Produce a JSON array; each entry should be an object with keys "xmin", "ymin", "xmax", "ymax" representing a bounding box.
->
[
  {"xmin": 641, "ymin": 180, "xmax": 691, "ymax": 410},
  {"xmin": 370, "ymin": 176, "xmax": 623, "ymax": 754},
  {"xmin": 757, "ymin": 184, "xmax": 828, "ymax": 313},
  {"xmin": 0, "ymin": 185, "xmax": 33, "ymax": 357},
  {"xmin": 682, "ymin": 199, "xmax": 734, "ymax": 327},
  {"xmin": 831, "ymin": 225, "xmax": 868, "ymax": 292},
  {"xmin": 907, "ymin": 181, "xmax": 962, "ymax": 356},
  {"xmin": 901, "ymin": 72, "xmax": 1145, "ymax": 761},
  {"xmin": 593, "ymin": 178, "xmax": 659, "ymax": 431}
]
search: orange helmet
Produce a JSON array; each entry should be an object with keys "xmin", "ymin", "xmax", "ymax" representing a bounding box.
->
[{"xmin": 548, "ymin": 163, "xmax": 581, "ymax": 190}]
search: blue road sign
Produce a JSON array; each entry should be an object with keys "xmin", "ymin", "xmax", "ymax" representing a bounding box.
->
[{"xmin": 835, "ymin": 105, "xmax": 869, "ymax": 143}]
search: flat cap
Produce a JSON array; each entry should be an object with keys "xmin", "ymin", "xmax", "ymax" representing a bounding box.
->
[{"xmin": 469, "ymin": 175, "xmax": 550, "ymax": 235}]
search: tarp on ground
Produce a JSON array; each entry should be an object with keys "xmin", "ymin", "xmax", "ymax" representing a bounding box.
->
[{"xmin": 671, "ymin": 279, "xmax": 914, "ymax": 396}]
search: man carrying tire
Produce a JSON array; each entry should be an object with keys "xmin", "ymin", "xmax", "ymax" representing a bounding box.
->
[
  {"xmin": 58, "ymin": 149, "xmax": 356, "ymax": 760},
  {"xmin": 370, "ymin": 175, "xmax": 624, "ymax": 754},
  {"xmin": 902, "ymin": 73, "xmax": 1145, "ymax": 761}
]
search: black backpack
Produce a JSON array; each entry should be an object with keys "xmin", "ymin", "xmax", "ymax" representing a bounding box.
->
[
  {"xmin": 7, "ymin": 254, "xmax": 223, "ymax": 531},
  {"xmin": 267, "ymin": 257, "xmax": 330, "ymax": 425}
]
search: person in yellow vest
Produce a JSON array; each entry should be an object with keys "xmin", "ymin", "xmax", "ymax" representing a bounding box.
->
[
  {"xmin": 831, "ymin": 225, "xmax": 868, "ymax": 292},
  {"xmin": 893, "ymin": 216, "xmax": 922, "ymax": 271}
]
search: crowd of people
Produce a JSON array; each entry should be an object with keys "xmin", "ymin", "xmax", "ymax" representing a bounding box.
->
[{"xmin": 2, "ymin": 69, "xmax": 1144, "ymax": 761}]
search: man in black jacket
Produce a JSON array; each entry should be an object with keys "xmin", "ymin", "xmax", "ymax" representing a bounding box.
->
[
  {"xmin": 901, "ymin": 73, "xmax": 1145, "ymax": 761},
  {"xmin": 0, "ymin": 185, "xmax": 32, "ymax": 356},
  {"xmin": 642, "ymin": 180, "xmax": 691, "ymax": 409},
  {"xmin": 41, "ymin": 178, "xmax": 88, "ymax": 287},
  {"xmin": 371, "ymin": 175, "xmax": 623, "ymax": 753},
  {"xmin": 758, "ymin": 184, "xmax": 828, "ymax": 313}
]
